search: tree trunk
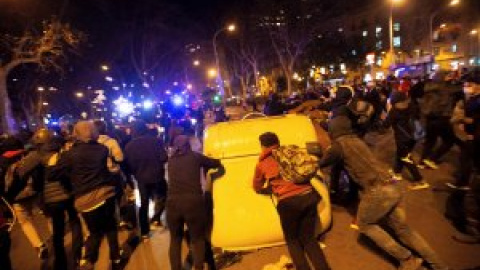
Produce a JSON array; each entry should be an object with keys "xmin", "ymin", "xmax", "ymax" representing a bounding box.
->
[
  {"xmin": 240, "ymin": 77, "xmax": 247, "ymax": 98},
  {"xmin": 286, "ymin": 75, "xmax": 293, "ymax": 95},
  {"xmin": 0, "ymin": 69, "xmax": 17, "ymax": 134}
]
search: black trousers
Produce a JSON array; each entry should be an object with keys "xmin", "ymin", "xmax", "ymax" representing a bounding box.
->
[
  {"xmin": 0, "ymin": 229, "xmax": 11, "ymax": 270},
  {"xmin": 394, "ymin": 140, "xmax": 422, "ymax": 182},
  {"xmin": 167, "ymin": 195, "xmax": 207, "ymax": 270},
  {"xmin": 45, "ymin": 199, "xmax": 83, "ymax": 270},
  {"xmin": 421, "ymin": 117, "xmax": 457, "ymax": 162},
  {"xmin": 81, "ymin": 197, "xmax": 120, "ymax": 263},
  {"xmin": 138, "ymin": 181, "xmax": 167, "ymax": 235},
  {"xmin": 277, "ymin": 192, "xmax": 331, "ymax": 270},
  {"xmin": 456, "ymin": 139, "xmax": 480, "ymax": 187}
]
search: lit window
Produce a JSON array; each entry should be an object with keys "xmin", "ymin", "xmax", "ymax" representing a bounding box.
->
[
  {"xmin": 393, "ymin": 36, "xmax": 401, "ymax": 47},
  {"xmin": 376, "ymin": 41, "xmax": 383, "ymax": 50},
  {"xmin": 394, "ymin": 23, "xmax": 400, "ymax": 32},
  {"xmin": 376, "ymin": 27, "xmax": 382, "ymax": 38},
  {"xmin": 452, "ymin": 44, "xmax": 457, "ymax": 53},
  {"xmin": 363, "ymin": 30, "xmax": 368, "ymax": 37}
]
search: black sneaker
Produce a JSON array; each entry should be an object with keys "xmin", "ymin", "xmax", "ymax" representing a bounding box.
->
[{"xmin": 37, "ymin": 243, "xmax": 48, "ymax": 260}]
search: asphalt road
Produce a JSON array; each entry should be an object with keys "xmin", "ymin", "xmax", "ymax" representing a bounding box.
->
[{"xmin": 9, "ymin": 108, "xmax": 480, "ymax": 270}]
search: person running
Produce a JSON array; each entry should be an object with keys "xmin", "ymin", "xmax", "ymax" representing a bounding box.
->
[
  {"xmin": 253, "ymin": 132, "xmax": 331, "ymax": 270},
  {"xmin": 384, "ymin": 91, "xmax": 429, "ymax": 190},
  {"xmin": 49, "ymin": 121, "xmax": 124, "ymax": 270},
  {"xmin": 125, "ymin": 120, "xmax": 168, "ymax": 238},
  {"xmin": 319, "ymin": 115, "xmax": 448, "ymax": 270},
  {"xmin": 167, "ymin": 135, "xmax": 222, "ymax": 270},
  {"xmin": 419, "ymin": 71, "xmax": 461, "ymax": 169}
]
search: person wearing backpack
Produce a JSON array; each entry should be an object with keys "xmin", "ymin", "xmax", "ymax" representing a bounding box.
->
[
  {"xmin": 319, "ymin": 115, "xmax": 448, "ymax": 270},
  {"xmin": 383, "ymin": 92, "xmax": 429, "ymax": 190},
  {"xmin": 253, "ymin": 132, "xmax": 331, "ymax": 270},
  {"xmin": 16, "ymin": 128, "xmax": 83, "ymax": 269}
]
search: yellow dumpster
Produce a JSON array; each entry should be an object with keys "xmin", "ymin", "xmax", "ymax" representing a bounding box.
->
[{"xmin": 204, "ymin": 114, "xmax": 331, "ymax": 251}]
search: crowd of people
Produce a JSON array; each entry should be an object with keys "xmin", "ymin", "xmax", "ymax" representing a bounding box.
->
[{"xmin": 0, "ymin": 67, "xmax": 478, "ymax": 270}]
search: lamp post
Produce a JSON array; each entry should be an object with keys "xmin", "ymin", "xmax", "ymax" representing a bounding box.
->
[
  {"xmin": 429, "ymin": 0, "xmax": 460, "ymax": 56},
  {"xmin": 212, "ymin": 24, "xmax": 235, "ymax": 106}
]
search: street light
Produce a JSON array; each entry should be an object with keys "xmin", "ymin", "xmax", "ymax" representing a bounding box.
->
[
  {"xmin": 389, "ymin": 0, "xmax": 404, "ymax": 66},
  {"xmin": 101, "ymin": 65, "xmax": 109, "ymax": 71},
  {"xmin": 75, "ymin": 92, "xmax": 84, "ymax": 98},
  {"xmin": 207, "ymin": 68, "xmax": 217, "ymax": 78},
  {"xmin": 429, "ymin": 0, "xmax": 460, "ymax": 56},
  {"xmin": 212, "ymin": 23, "xmax": 236, "ymax": 105},
  {"xmin": 193, "ymin": 60, "xmax": 200, "ymax": 66},
  {"xmin": 450, "ymin": 0, "xmax": 460, "ymax": 6}
]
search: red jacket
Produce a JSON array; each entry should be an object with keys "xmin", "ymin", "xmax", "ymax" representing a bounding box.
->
[{"xmin": 253, "ymin": 147, "xmax": 312, "ymax": 201}]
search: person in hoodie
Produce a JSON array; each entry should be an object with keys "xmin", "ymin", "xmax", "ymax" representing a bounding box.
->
[
  {"xmin": 447, "ymin": 68, "xmax": 480, "ymax": 243},
  {"xmin": 253, "ymin": 132, "xmax": 331, "ymax": 270},
  {"xmin": 167, "ymin": 135, "xmax": 222, "ymax": 270},
  {"xmin": 384, "ymin": 92, "xmax": 429, "ymax": 190},
  {"xmin": 16, "ymin": 128, "xmax": 83, "ymax": 270},
  {"xmin": 125, "ymin": 120, "xmax": 168, "ymax": 238},
  {"xmin": 49, "ymin": 121, "xmax": 123, "ymax": 270},
  {"xmin": 319, "ymin": 115, "xmax": 448, "ymax": 270}
]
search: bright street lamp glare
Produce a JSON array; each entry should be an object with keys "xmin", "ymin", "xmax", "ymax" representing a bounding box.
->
[
  {"xmin": 227, "ymin": 24, "xmax": 236, "ymax": 32},
  {"xmin": 391, "ymin": 0, "xmax": 403, "ymax": 4},
  {"xmin": 208, "ymin": 68, "xmax": 217, "ymax": 78},
  {"xmin": 449, "ymin": 0, "xmax": 460, "ymax": 6},
  {"xmin": 101, "ymin": 65, "xmax": 109, "ymax": 71},
  {"xmin": 471, "ymin": 29, "xmax": 478, "ymax": 35},
  {"xmin": 75, "ymin": 92, "xmax": 84, "ymax": 98},
  {"xmin": 193, "ymin": 60, "xmax": 200, "ymax": 66}
]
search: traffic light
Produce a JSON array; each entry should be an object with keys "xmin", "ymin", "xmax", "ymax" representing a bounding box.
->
[{"xmin": 213, "ymin": 94, "xmax": 221, "ymax": 104}]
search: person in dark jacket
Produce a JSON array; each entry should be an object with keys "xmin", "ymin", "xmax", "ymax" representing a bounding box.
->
[
  {"xmin": 125, "ymin": 120, "xmax": 168, "ymax": 238},
  {"xmin": 384, "ymin": 92, "xmax": 429, "ymax": 190},
  {"xmin": 253, "ymin": 132, "xmax": 331, "ymax": 270},
  {"xmin": 17, "ymin": 128, "xmax": 83, "ymax": 270},
  {"xmin": 447, "ymin": 69, "xmax": 480, "ymax": 243},
  {"xmin": 319, "ymin": 115, "xmax": 448, "ymax": 270},
  {"xmin": 167, "ymin": 135, "xmax": 222, "ymax": 270},
  {"xmin": 50, "ymin": 121, "xmax": 123, "ymax": 270},
  {"xmin": 419, "ymin": 71, "xmax": 461, "ymax": 169},
  {"xmin": 263, "ymin": 93, "xmax": 285, "ymax": 116}
]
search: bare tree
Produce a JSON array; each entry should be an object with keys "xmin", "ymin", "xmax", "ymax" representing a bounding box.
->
[
  {"xmin": 229, "ymin": 51, "xmax": 252, "ymax": 98},
  {"xmin": 0, "ymin": 19, "xmax": 83, "ymax": 133}
]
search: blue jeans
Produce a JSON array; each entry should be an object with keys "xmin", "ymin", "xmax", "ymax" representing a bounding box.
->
[{"xmin": 357, "ymin": 185, "xmax": 448, "ymax": 270}]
